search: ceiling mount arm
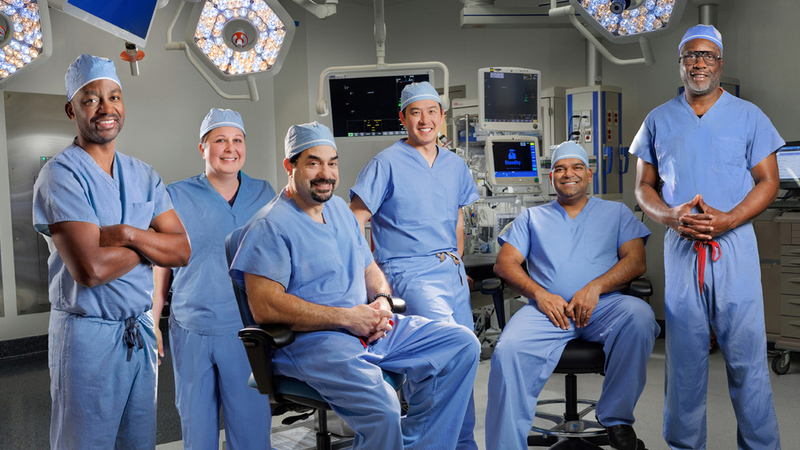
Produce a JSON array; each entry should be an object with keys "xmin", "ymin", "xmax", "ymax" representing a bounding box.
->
[
  {"xmin": 315, "ymin": 0, "xmax": 449, "ymax": 115},
  {"xmin": 549, "ymin": 4, "xmax": 651, "ymax": 66},
  {"xmin": 292, "ymin": 0, "xmax": 338, "ymax": 19}
]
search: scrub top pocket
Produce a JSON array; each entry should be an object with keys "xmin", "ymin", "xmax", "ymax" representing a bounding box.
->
[
  {"xmin": 124, "ymin": 201, "xmax": 155, "ymax": 230},
  {"xmin": 711, "ymin": 137, "xmax": 747, "ymax": 174}
]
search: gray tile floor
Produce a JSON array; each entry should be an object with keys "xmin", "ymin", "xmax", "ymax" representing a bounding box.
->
[
  {"xmin": 468, "ymin": 338, "xmax": 800, "ymax": 450},
  {"xmin": 3, "ymin": 338, "xmax": 799, "ymax": 450}
]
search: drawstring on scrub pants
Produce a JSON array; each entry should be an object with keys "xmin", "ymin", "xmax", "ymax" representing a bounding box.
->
[
  {"xmin": 436, "ymin": 251, "xmax": 464, "ymax": 285},
  {"xmin": 692, "ymin": 240, "xmax": 721, "ymax": 295},
  {"xmin": 123, "ymin": 316, "xmax": 144, "ymax": 362}
]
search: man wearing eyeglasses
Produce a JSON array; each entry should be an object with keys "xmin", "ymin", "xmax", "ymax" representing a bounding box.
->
[{"xmin": 630, "ymin": 25, "xmax": 783, "ymax": 450}]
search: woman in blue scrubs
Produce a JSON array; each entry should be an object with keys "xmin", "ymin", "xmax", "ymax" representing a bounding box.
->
[{"xmin": 153, "ymin": 109, "xmax": 276, "ymax": 449}]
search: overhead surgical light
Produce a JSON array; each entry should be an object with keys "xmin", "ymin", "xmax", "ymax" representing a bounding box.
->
[
  {"xmin": 569, "ymin": 0, "xmax": 686, "ymax": 43},
  {"xmin": 166, "ymin": 0, "xmax": 298, "ymax": 101},
  {"xmin": 0, "ymin": 0, "xmax": 51, "ymax": 86},
  {"xmin": 185, "ymin": 0, "xmax": 294, "ymax": 79}
]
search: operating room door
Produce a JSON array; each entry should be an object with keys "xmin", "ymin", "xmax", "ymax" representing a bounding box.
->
[{"xmin": 5, "ymin": 91, "xmax": 76, "ymax": 315}]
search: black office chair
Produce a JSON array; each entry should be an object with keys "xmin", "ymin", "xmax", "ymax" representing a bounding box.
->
[
  {"xmin": 481, "ymin": 278, "xmax": 652, "ymax": 450},
  {"xmin": 225, "ymin": 227, "xmax": 406, "ymax": 450}
]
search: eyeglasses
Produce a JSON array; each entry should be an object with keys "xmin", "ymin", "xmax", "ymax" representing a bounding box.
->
[{"xmin": 680, "ymin": 51, "xmax": 722, "ymax": 66}]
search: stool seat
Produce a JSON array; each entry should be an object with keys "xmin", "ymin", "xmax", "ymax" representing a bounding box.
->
[{"xmin": 554, "ymin": 340, "xmax": 605, "ymax": 375}]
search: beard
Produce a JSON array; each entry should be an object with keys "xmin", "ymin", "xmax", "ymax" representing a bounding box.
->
[
  {"xmin": 310, "ymin": 178, "xmax": 336, "ymax": 203},
  {"xmin": 77, "ymin": 114, "xmax": 124, "ymax": 145},
  {"xmin": 681, "ymin": 66, "xmax": 722, "ymax": 97}
]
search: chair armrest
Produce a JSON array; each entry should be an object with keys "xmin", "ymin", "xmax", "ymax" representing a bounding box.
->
[
  {"xmin": 480, "ymin": 278, "xmax": 503, "ymax": 294},
  {"xmin": 480, "ymin": 278, "xmax": 508, "ymax": 330},
  {"xmin": 238, "ymin": 324, "xmax": 295, "ymax": 395},
  {"xmin": 623, "ymin": 278, "xmax": 653, "ymax": 299}
]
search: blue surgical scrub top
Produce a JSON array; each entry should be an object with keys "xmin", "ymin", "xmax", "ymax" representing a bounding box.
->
[
  {"xmin": 499, "ymin": 197, "xmax": 650, "ymax": 302},
  {"xmin": 167, "ymin": 172, "xmax": 275, "ymax": 333},
  {"xmin": 629, "ymin": 91, "xmax": 784, "ymax": 212},
  {"xmin": 350, "ymin": 140, "xmax": 479, "ymax": 264},
  {"xmin": 33, "ymin": 144, "xmax": 173, "ymax": 320},
  {"xmin": 230, "ymin": 189, "xmax": 373, "ymax": 309}
]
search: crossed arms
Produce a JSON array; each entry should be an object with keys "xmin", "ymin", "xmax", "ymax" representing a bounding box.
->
[{"xmin": 49, "ymin": 209, "xmax": 190, "ymax": 288}]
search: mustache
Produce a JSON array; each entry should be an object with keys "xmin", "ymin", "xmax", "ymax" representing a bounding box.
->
[{"xmin": 311, "ymin": 178, "xmax": 336, "ymax": 186}]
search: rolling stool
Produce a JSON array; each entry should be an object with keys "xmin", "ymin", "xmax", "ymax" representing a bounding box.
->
[{"xmin": 481, "ymin": 278, "xmax": 650, "ymax": 449}]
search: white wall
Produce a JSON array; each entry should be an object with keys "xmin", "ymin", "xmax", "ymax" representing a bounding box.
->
[{"xmin": 2, "ymin": 0, "xmax": 799, "ymax": 339}]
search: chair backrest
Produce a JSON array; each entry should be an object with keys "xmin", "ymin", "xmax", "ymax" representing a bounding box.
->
[{"xmin": 225, "ymin": 227, "xmax": 258, "ymax": 328}]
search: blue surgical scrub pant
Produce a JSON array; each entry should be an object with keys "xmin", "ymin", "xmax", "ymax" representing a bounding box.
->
[
  {"xmin": 381, "ymin": 255, "xmax": 478, "ymax": 450},
  {"xmin": 485, "ymin": 294, "xmax": 659, "ymax": 450},
  {"xmin": 272, "ymin": 314, "xmax": 480, "ymax": 450},
  {"xmin": 169, "ymin": 319, "xmax": 271, "ymax": 450},
  {"xmin": 49, "ymin": 309, "xmax": 158, "ymax": 450},
  {"xmin": 663, "ymin": 227, "xmax": 780, "ymax": 450}
]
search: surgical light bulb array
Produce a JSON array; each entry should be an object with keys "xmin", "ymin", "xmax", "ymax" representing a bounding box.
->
[
  {"xmin": 194, "ymin": 0, "xmax": 287, "ymax": 76},
  {"xmin": 0, "ymin": 0, "xmax": 45, "ymax": 80},
  {"xmin": 579, "ymin": 0, "xmax": 675, "ymax": 37}
]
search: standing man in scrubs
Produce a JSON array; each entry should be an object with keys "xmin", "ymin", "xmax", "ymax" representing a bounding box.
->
[
  {"xmin": 230, "ymin": 122, "xmax": 480, "ymax": 450},
  {"xmin": 33, "ymin": 54, "xmax": 191, "ymax": 450},
  {"xmin": 349, "ymin": 82, "xmax": 480, "ymax": 449},
  {"xmin": 630, "ymin": 25, "xmax": 783, "ymax": 450},
  {"xmin": 153, "ymin": 109, "xmax": 275, "ymax": 449},
  {"xmin": 485, "ymin": 142, "xmax": 659, "ymax": 450}
]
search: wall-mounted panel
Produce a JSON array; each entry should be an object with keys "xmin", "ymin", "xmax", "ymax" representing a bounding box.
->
[{"xmin": 5, "ymin": 92, "xmax": 75, "ymax": 315}]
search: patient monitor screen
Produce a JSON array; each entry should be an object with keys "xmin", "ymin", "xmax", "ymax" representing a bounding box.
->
[
  {"xmin": 777, "ymin": 142, "xmax": 800, "ymax": 189},
  {"xmin": 328, "ymin": 73, "xmax": 431, "ymax": 138},
  {"xmin": 480, "ymin": 68, "xmax": 539, "ymax": 131},
  {"xmin": 489, "ymin": 139, "xmax": 539, "ymax": 186}
]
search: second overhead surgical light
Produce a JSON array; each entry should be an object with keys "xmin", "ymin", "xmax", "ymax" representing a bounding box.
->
[{"xmin": 577, "ymin": 0, "xmax": 678, "ymax": 37}]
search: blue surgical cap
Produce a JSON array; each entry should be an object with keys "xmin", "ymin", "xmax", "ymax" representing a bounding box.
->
[
  {"xmin": 285, "ymin": 122, "xmax": 337, "ymax": 160},
  {"xmin": 552, "ymin": 141, "xmax": 589, "ymax": 167},
  {"xmin": 679, "ymin": 24, "xmax": 723, "ymax": 57},
  {"xmin": 65, "ymin": 54, "xmax": 121, "ymax": 101},
  {"xmin": 400, "ymin": 82, "xmax": 441, "ymax": 111},
  {"xmin": 200, "ymin": 108, "xmax": 246, "ymax": 141}
]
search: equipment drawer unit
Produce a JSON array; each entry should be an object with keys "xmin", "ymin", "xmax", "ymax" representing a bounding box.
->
[
  {"xmin": 779, "ymin": 266, "xmax": 800, "ymax": 296},
  {"xmin": 779, "ymin": 221, "xmax": 800, "ymax": 245},
  {"xmin": 781, "ymin": 316, "xmax": 800, "ymax": 339},
  {"xmin": 780, "ymin": 252, "xmax": 800, "ymax": 268},
  {"xmin": 773, "ymin": 213, "xmax": 800, "ymax": 373},
  {"xmin": 782, "ymin": 295, "xmax": 800, "ymax": 317},
  {"xmin": 780, "ymin": 234, "xmax": 800, "ymax": 337}
]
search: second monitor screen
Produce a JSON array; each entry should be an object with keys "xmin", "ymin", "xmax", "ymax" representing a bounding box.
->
[{"xmin": 492, "ymin": 140, "xmax": 538, "ymax": 180}]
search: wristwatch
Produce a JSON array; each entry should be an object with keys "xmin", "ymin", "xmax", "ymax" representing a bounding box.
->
[{"xmin": 371, "ymin": 293, "xmax": 394, "ymax": 311}]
